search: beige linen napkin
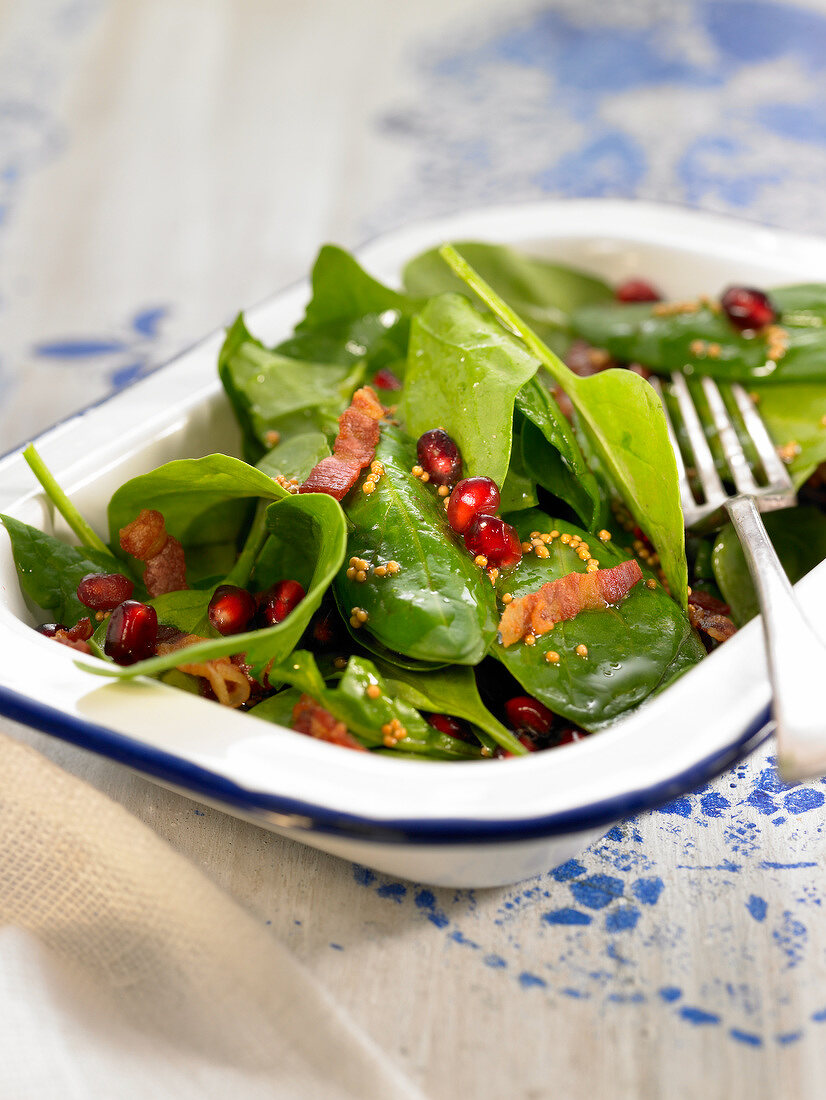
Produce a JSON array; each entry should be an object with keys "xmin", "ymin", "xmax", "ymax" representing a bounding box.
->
[{"xmin": 0, "ymin": 732, "xmax": 423, "ymax": 1099}]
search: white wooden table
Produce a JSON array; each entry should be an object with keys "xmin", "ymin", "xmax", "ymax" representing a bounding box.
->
[{"xmin": 3, "ymin": 1, "xmax": 826, "ymax": 1095}]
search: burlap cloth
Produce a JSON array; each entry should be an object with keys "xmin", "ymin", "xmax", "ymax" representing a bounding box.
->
[{"xmin": 0, "ymin": 732, "xmax": 423, "ymax": 1099}]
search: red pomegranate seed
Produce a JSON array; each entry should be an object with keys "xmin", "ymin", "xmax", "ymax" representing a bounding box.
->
[
  {"xmin": 36, "ymin": 623, "xmax": 64, "ymax": 637},
  {"xmin": 464, "ymin": 514, "xmax": 522, "ymax": 570},
  {"xmin": 416, "ymin": 429, "xmax": 462, "ymax": 487},
  {"xmin": 447, "ymin": 476, "xmax": 500, "ymax": 534},
  {"xmin": 371, "ymin": 367, "xmax": 402, "ymax": 391},
  {"xmin": 105, "ymin": 600, "xmax": 158, "ymax": 665},
  {"xmin": 208, "ymin": 584, "xmax": 256, "ymax": 635},
  {"xmin": 77, "ymin": 572, "xmax": 134, "ymax": 611},
  {"xmin": 504, "ymin": 695, "xmax": 554, "ymax": 735},
  {"xmin": 426, "ymin": 712, "xmax": 473, "ymax": 742},
  {"xmin": 258, "ymin": 579, "xmax": 306, "ymax": 626},
  {"xmin": 556, "ymin": 727, "xmax": 588, "ymax": 746},
  {"xmin": 720, "ymin": 286, "xmax": 776, "ymax": 330},
  {"xmin": 615, "ymin": 278, "xmax": 662, "ymax": 303}
]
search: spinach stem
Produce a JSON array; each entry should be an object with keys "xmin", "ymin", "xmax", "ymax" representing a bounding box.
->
[
  {"xmin": 224, "ymin": 500, "xmax": 268, "ymax": 587},
  {"xmin": 439, "ymin": 244, "xmax": 574, "ymax": 389},
  {"xmin": 22, "ymin": 443, "xmax": 111, "ymax": 556}
]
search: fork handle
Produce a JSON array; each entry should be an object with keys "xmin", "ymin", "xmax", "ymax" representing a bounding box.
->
[{"xmin": 725, "ymin": 494, "xmax": 826, "ymax": 782}]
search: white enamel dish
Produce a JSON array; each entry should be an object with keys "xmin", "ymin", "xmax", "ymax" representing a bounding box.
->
[{"xmin": 1, "ymin": 200, "xmax": 823, "ymax": 888}]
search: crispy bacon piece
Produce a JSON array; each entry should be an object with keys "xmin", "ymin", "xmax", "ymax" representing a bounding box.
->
[
  {"xmin": 291, "ymin": 694, "xmax": 366, "ymax": 751},
  {"xmin": 299, "ymin": 456, "xmax": 361, "ymax": 500},
  {"xmin": 499, "ymin": 559, "xmax": 643, "ymax": 647},
  {"xmin": 53, "ymin": 617, "xmax": 94, "ymax": 654},
  {"xmin": 687, "ymin": 590, "xmax": 737, "ymax": 646},
  {"xmin": 156, "ymin": 633, "xmax": 251, "ymax": 708},
  {"xmin": 299, "ymin": 386, "xmax": 384, "ymax": 500},
  {"xmin": 119, "ymin": 508, "xmax": 188, "ymax": 597}
]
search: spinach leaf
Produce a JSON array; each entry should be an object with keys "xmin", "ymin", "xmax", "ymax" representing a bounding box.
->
[
  {"xmin": 403, "ymin": 241, "xmax": 613, "ymax": 347},
  {"xmin": 256, "ymin": 432, "xmax": 330, "ymax": 483},
  {"xmin": 442, "ymin": 246, "xmax": 688, "ymax": 606},
  {"xmin": 219, "ymin": 314, "xmax": 364, "ymax": 461},
  {"xmin": 571, "ymin": 284, "xmax": 826, "ymax": 385},
  {"xmin": 149, "ymin": 588, "xmax": 215, "ymax": 635},
  {"xmin": 751, "ymin": 383, "xmax": 826, "ymax": 487},
  {"xmin": 276, "ymin": 245, "xmax": 419, "ymax": 377},
  {"xmin": 334, "ymin": 426, "xmax": 499, "ymax": 665},
  {"xmin": 402, "ymin": 294, "xmax": 539, "ymax": 486},
  {"xmin": 499, "ymin": 426, "xmax": 538, "ymax": 514},
  {"xmin": 492, "ymin": 510, "xmax": 702, "ymax": 729},
  {"xmin": 373, "ymin": 660, "xmax": 526, "ymax": 755},
  {"xmin": 248, "ymin": 686, "xmax": 302, "ymax": 728},
  {"xmin": 712, "ymin": 507, "xmax": 826, "ymax": 625},
  {"xmin": 297, "ymin": 244, "xmax": 417, "ymax": 332},
  {"xmin": 107, "ymin": 454, "xmax": 289, "ymax": 554},
  {"xmin": 258, "ymin": 652, "xmax": 484, "ymax": 759},
  {"xmin": 79, "ymin": 492, "xmax": 348, "ymax": 685},
  {"xmin": 1, "ymin": 514, "xmax": 123, "ymax": 626},
  {"xmin": 515, "ymin": 377, "xmax": 602, "ymax": 529}
]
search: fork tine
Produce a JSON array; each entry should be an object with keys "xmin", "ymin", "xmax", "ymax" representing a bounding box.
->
[
  {"xmin": 669, "ymin": 372, "xmax": 726, "ymax": 506},
  {"xmin": 730, "ymin": 383, "xmax": 794, "ymax": 489},
  {"xmin": 700, "ymin": 376, "xmax": 760, "ymax": 496},
  {"xmin": 649, "ymin": 376, "xmax": 694, "ymax": 502}
]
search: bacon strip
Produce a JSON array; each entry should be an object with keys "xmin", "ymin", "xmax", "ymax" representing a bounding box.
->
[
  {"xmin": 291, "ymin": 694, "xmax": 366, "ymax": 751},
  {"xmin": 299, "ymin": 386, "xmax": 384, "ymax": 500},
  {"xmin": 120, "ymin": 508, "xmax": 188, "ymax": 597},
  {"xmin": 499, "ymin": 560, "xmax": 643, "ymax": 647},
  {"xmin": 687, "ymin": 590, "xmax": 737, "ymax": 646}
]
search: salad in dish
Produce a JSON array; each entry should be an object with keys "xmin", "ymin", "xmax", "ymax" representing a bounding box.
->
[{"xmin": 4, "ymin": 241, "xmax": 826, "ymax": 761}]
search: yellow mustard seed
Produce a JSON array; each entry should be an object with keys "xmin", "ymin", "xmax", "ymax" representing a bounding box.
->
[
  {"xmin": 560, "ymin": 533, "xmax": 571, "ymax": 545},
  {"xmin": 346, "ymin": 567, "xmax": 357, "ymax": 580},
  {"xmin": 366, "ymin": 684, "xmax": 381, "ymax": 700},
  {"xmin": 412, "ymin": 465, "xmax": 423, "ymax": 477},
  {"xmin": 598, "ymin": 529, "xmax": 612, "ymax": 542},
  {"xmin": 356, "ymin": 570, "xmax": 367, "ymax": 583},
  {"xmin": 362, "ymin": 481, "xmax": 375, "ymax": 495},
  {"xmin": 374, "ymin": 565, "xmax": 387, "ymax": 578},
  {"xmin": 545, "ymin": 651, "xmax": 560, "ymax": 664},
  {"xmin": 420, "ymin": 471, "xmax": 430, "ymax": 483},
  {"xmin": 501, "ymin": 593, "xmax": 513, "ymax": 604},
  {"xmin": 575, "ymin": 644, "xmax": 588, "ymax": 658},
  {"xmin": 474, "ymin": 554, "xmax": 488, "ymax": 568},
  {"xmin": 550, "ymin": 530, "xmax": 560, "ymax": 539},
  {"xmin": 438, "ymin": 485, "xmax": 449, "ymax": 497},
  {"xmin": 524, "ymin": 633, "xmax": 536, "ymax": 647},
  {"xmin": 646, "ymin": 578, "xmax": 657, "ymax": 589}
]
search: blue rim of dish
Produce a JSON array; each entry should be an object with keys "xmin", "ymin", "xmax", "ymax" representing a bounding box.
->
[{"xmin": 0, "ymin": 677, "xmax": 773, "ymax": 845}]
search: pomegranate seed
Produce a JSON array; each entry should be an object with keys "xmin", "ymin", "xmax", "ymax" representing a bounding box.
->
[
  {"xmin": 208, "ymin": 584, "xmax": 256, "ymax": 635},
  {"xmin": 258, "ymin": 579, "xmax": 306, "ymax": 626},
  {"xmin": 464, "ymin": 514, "xmax": 522, "ymax": 570},
  {"xmin": 720, "ymin": 286, "xmax": 776, "ymax": 330},
  {"xmin": 556, "ymin": 727, "xmax": 588, "ymax": 746},
  {"xmin": 416, "ymin": 429, "xmax": 462, "ymax": 487},
  {"xmin": 77, "ymin": 572, "xmax": 134, "ymax": 611},
  {"xmin": 36, "ymin": 623, "xmax": 64, "ymax": 637},
  {"xmin": 504, "ymin": 695, "xmax": 554, "ymax": 735},
  {"xmin": 447, "ymin": 476, "xmax": 500, "ymax": 534},
  {"xmin": 426, "ymin": 712, "xmax": 473, "ymax": 742},
  {"xmin": 615, "ymin": 278, "xmax": 662, "ymax": 303},
  {"xmin": 105, "ymin": 600, "xmax": 158, "ymax": 665},
  {"xmin": 371, "ymin": 367, "xmax": 402, "ymax": 391}
]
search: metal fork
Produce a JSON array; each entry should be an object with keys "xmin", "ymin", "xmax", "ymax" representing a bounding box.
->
[{"xmin": 650, "ymin": 372, "xmax": 826, "ymax": 783}]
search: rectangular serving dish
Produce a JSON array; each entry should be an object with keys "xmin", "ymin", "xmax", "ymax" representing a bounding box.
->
[{"xmin": 1, "ymin": 200, "xmax": 823, "ymax": 888}]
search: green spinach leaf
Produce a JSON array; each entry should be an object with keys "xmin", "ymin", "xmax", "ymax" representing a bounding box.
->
[
  {"xmin": 219, "ymin": 314, "xmax": 365, "ymax": 461},
  {"xmin": 403, "ymin": 241, "xmax": 613, "ymax": 347},
  {"xmin": 515, "ymin": 377, "xmax": 603, "ymax": 529},
  {"xmin": 492, "ymin": 510, "xmax": 702, "ymax": 729},
  {"xmin": 259, "ymin": 651, "xmax": 484, "ymax": 759},
  {"xmin": 402, "ymin": 294, "xmax": 539, "ymax": 486},
  {"xmin": 256, "ymin": 432, "xmax": 331, "ymax": 483},
  {"xmin": 442, "ymin": 246, "xmax": 688, "ymax": 605},
  {"xmin": 374, "ymin": 660, "xmax": 525, "ymax": 755},
  {"xmin": 334, "ymin": 426, "xmax": 499, "ymax": 665},
  {"xmin": 750, "ymin": 383, "xmax": 826, "ymax": 487},
  {"xmin": 1, "ymin": 514, "xmax": 123, "ymax": 626},
  {"xmin": 571, "ymin": 284, "xmax": 826, "ymax": 384},
  {"xmin": 79, "ymin": 493, "xmax": 348, "ymax": 685},
  {"xmin": 712, "ymin": 506, "xmax": 826, "ymax": 625},
  {"xmin": 107, "ymin": 454, "xmax": 289, "ymax": 554}
]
